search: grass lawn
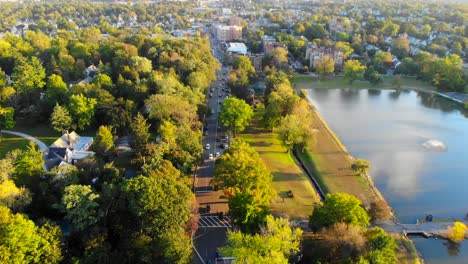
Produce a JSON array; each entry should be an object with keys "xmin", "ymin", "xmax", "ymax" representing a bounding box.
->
[
  {"xmin": 293, "ymin": 75, "xmax": 435, "ymax": 91},
  {"xmin": 240, "ymin": 108, "xmax": 320, "ymax": 219},
  {"xmin": 0, "ymin": 119, "xmax": 97, "ymax": 158},
  {"xmin": 395, "ymin": 235, "xmax": 421, "ymax": 264},
  {"xmin": 0, "ymin": 134, "xmax": 30, "ymax": 158}
]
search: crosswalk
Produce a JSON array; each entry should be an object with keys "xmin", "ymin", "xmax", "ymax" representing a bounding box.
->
[{"xmin": 198, "ymin": 216, "xmax": 232, "ymax": 228}]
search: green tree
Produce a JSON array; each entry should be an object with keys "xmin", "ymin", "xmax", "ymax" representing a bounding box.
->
[
  {"xmin": 219, "ymin": 98, "xmax": 253, "ymax": 137},
  {"xmin": 352, "ymin": 159, "xmax": 371, "ymax": 176},
  {"xmin": 92, "ymin": 73, "xmax": 113, "ymax": 91},
  {"xmin": 60, "ymin": 184, "xmax": 102, "ymax": 232},
  {"xmin": 263, "ymin": 83, "xmax": 300, "ymax": 130},
  {"xmin": 0, "ymin": 107, "xmax": 15, "ymax": 141},
  {"xmin": 315, "ymin": 55, "xmax": 335, "ymax": 78},
  {"xmin": 50, "ymin": 104, "xmax": 72, "ymax": 132},
  {"xmin": 44, "ymin": 74, "xmax": 68, "ymax": 107},
  {"xmin": 212, "ymin": 139, "xmax": 275, "ymax": 231},
  {"xmin": 277, "ymin": 101, "xmax": 315, "ymax": 152},
  {"xmin": 233, "ymin": 55, "xmax": 256, "ymax": 80},
  {"xmin": 0, "ymin": 205, "xmax": 62, "ymax": 263},
  {"xmin": 123, "ymin": 173, "xmax": 193, "ymax": 263},
  {"xmin": 131, "ymin": 113, "xmax": 151, "ymax": 163},
  {"xmin": 364, "ymin": 227, "xmax": 397, "ymax": 264},
  {"xmin": 221, "ymin": 215, "xmax": 303, "ymax": 263},
  {"xmin": 13, "ymin": 142, "xmax": 44, "ymax": 186},
  {"xmin": 344, "ymin": 60, "xmax": 366, "ymax": 84},
  {"xmin": 93, "ymin": 126, "xmax": 114, "ymax": 156},
  {"xmin": 447, "ymin": 221, "xmax": 467, "ymax": 242},
  {"xmin": 309, "ymin": 193, "xmax": 370, "ymax": 229},
  {"xmin": 68, "ymin": 93, "xmax": 97, "ymax": 130},
  {"xmin": 12, "ymin": 56, "xmax": 46, "ymax": 105}
]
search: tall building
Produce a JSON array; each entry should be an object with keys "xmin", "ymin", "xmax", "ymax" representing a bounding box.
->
[
  {"xmin": 305, "ymin": 43, "xmax": 344, "ymax": 69},
  {"xmin": 214, "ymin": 25, "xmax": 242, "ymax": 42},
  {"xmin": 229, "ymin": 16, "xmax": 243, "ymax": 27}
]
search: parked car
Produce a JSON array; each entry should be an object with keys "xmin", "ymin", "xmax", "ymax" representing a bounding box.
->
[
  {"xmin": 205, "ymin": 144, "xmax": 210, "ymax": 150},
  {"xmin": 215, "ymin": 152, "xmax": 220, "ymax": 157},
  {"xmin": 208, "ymin": 153, "xmax": 214, "ymax": 159}
]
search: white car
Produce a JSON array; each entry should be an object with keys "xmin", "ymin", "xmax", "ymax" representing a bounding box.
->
[
  {"xmin": 205, "ymin": 144, "xmax": 210, "ymax": 150},
  {"xmin": 215, "ymin": 152, "xmax": 220, "ymax": 158},
  {"xmin": 208, "ymin": 153, "xmax": 214, "ymax": 159}
]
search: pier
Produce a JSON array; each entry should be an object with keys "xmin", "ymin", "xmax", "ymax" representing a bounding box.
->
[{"xmin": 377, "ymin": 220, "xmax": 468, "ymax": 239}]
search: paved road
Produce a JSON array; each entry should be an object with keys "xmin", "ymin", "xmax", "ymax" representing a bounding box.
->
[{"xmin": 193, "ymin": 31, "xmax": 231, "ymax": 264}]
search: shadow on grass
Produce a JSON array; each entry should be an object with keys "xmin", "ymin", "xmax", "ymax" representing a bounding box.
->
[{"xmin": 272, "ymin": 172, "xmax": 307, "ymax": 182}]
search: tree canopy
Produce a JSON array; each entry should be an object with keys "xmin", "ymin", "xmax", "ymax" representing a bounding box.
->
[{"xmin": 219, "ymin": 97, "xmax": 253, "ymax": 137}]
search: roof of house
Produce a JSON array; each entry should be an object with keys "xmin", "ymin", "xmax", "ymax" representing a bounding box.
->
[{"xmin": 50, "ymin": 132, "xmax": 93, "ymax": 151}]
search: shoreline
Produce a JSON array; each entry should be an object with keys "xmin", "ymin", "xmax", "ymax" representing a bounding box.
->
[{"xmin": 299, "ymin": 89, "xmax": 423, "ymax": 263}]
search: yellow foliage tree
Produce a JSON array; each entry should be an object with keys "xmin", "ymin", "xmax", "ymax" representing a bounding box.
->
[{"xmin": 447, "ymin": 221, "xmax": 467, "ymax": 242}]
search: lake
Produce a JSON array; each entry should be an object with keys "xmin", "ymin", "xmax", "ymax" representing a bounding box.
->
[{"xmin": 306, "ymin": 88, "xmax": 468, "ymax": 263}]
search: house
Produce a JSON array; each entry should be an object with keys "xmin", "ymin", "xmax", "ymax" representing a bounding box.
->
[
  {"xmin": 262, "ymin": 35, "xmax": 287, "ymax": 54},
  {"xmin": 45, "ymin": 131, "xmax": 94, "ymax": 170},
  {"xmin": 84, "ymin": 65, "xmax": 98, "ymax": 78},
  {"xmin": 214, "ymin": 25, "xmax": 242, "ymax": 42}
]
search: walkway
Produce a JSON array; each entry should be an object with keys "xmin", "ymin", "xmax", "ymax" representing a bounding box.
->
[
  {"xmin": 377, "ymin": 220, "xmax": 468, "ymax": 238},
  {"xmin": 1, "ymin": 130, "xmax": 49, "ymax": 171}
]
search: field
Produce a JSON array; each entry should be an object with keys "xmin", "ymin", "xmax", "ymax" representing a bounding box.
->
[{"xmin": 240, "ymin": 108, "xmax": 321, "ymax": 219}]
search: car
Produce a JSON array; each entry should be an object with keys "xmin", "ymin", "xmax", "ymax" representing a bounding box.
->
[
  {"xmin": 209, "ymin": 93, "xmax": 213, "ymax": 98},
  {"xmin": 208, "ymin": 153, "xmax": 214, "ymax": 159},
  {"xmin": 215, "ymin": 152, "xmax": 220, "ymax": 157},
  {"xmin": 224, "ymin": 143, "xmax": 228, "ymax": 149},
  {"xmin": 211, "ymin": 109, "xmax": 215, "ymax": 114},
  {"xmin": 205, "ymin": 144, "xmax": 210, "ymax": 150},
  {"xmin": 225, "ymin": 135, "xmax": 229, "ymax": 140},
  {"xmin": 219, "ymin": 94, "xmax": 222, "ymax": 97},
  {"xmin": 203, "ymin": 130, "xmax": 208, "ymax": 136}
]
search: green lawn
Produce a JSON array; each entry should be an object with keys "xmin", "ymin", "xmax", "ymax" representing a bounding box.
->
[
  {"xmin": 240, "ymin": 108, "xmax": 320, "ymax": 219},
  {"xmin": 293, "ymin": 75, "xmax": 435, "ymax": 91},
  {"xmin": 0, "ymin": 134, "xmax": 30, "ymax": 158}
]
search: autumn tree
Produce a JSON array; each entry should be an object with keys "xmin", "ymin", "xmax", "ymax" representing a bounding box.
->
[
  {"xmin": 391, "ymin": 37, "xmax": 410, "ymax": 59},
  {"xmin": 315, "ymin": 55, "xmax": 335, "ymax": 78},
  {"xmin": 221, "ymin": 215, "xmax": 302, "ymax": 263},
  {"xmin": 447, "ymin": 221, "xmax": 467, "ymax": 242},
  {"xmin": 219, "ymin": 97, "xmax": 253, "ymax": 137},
  {"xmin": 319, "ymin": 223, "xmax": 366, "ymax": 261},
  {"xmin": 309, "ymin": 193, "xmax": 370, "ymax": 230},
  {"xmin": 50, "ymin": 104, "xmax": 72, "ymax": 132},
  {"xmin": 344, "ymin": 60, "xmax": 366, "ymax": 84}
]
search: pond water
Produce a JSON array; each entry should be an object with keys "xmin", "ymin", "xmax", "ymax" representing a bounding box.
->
[{"xmin": 306, "ymin": 88, "xmax": 468, "ymax": 263}]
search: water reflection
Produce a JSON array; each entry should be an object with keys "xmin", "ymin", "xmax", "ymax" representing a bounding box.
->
[
  {"xmin": 368, "ymin": 89, "xmax": 381, "ymax": 96},
  {"xmin": 445, "ymin": 241, "xmax": 461, "ymax": 256},
  {"xmin": 388, "ymin": 90, "xmax": 401, "ymax": 100},
  {"xmin": 339, "ymin": 88, "xmax": 360, "ymax": 104}
]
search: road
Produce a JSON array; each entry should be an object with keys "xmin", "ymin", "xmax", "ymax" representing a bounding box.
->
[{"xmin": 193, "ymin": 30, "xmax": 232, "ymax": 264}]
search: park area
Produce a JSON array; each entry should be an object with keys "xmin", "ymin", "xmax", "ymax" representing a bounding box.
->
[{"xmin": 240, "ymin": 108, "xmax": 321, "ymax": 219}]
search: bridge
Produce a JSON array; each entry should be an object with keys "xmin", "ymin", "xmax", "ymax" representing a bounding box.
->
[{"xmin": 377, "ymin": 220, "xmax": 468, "ymax": 238}]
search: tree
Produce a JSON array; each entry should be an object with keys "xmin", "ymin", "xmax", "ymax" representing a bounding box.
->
[
  {"xmin": 131, "ymin": 113, "xmax": 151, "ymax": 163},
  {"xmin": 60, "ymin": 184, "xmax": 102, "ymax": 232},
  {"xmin": 0, "ymin": 205, "xmax": 62, "ymax": 263},
  {"xmin": 50, "ymin": 104, "xmax": 72, "ymax": 132},
  {"xmin": 447, "ymin": 221, "xmax": 467, "ymax": 242},
  {"xmin": 0, "ymin": 107, "xmax": 15, "ymax": 141},
  {"xmin": 233, "ymin": 55, "xmax": 256, "ymax": 80},
  {"xmin": 263, "ymin": 83, "xmax": 300, "ymax": 130},
  {"xmin": 212, "ymin": 139, "xmax": 275, "ymax": 231},
  {"xmin": 44, "ymin": 74, "xmax": 68, "ymax": 107},
  {"xmin": 335, "ymin": 41, "xmax": 354, "ymax": 59},
  {"xmin": 351, "ymin": 159, "xmax": 371, "ymax": 176},
  {"xmin": 315, "ymin": 55, "xmax": 334, "ymax": 78},
  {"xmin": 130, "ymin": 56, "xmax": 152, "ymax": 77},
  {"xmin": 12, "ymin": 56, "xmax": 46, "ymax": 105},
  {"xmin": 123, "ymin": 173, "xmax": 193, "ymax": 263},
  {"xmin": 319, "ymin": 223, "xmax": 366, "ymax": 261},
  {"xmin": 364, "ymin": 227, "xmax": 397, "ymax": 264},
  {"xmin": 344, "ymin": 60, "xmax": 366, "ymax": 84},
  {"xmin": 68, "ymin": 93, "xmax": 97, "ymax": 130},
  {"xmin": 13, "ymin": 142, "xmax": 44, "ymax": 187},
  {"xmin": 93, "ymin": 126, "xmax": 114, "ymax": 156},
  {"xmin": 391, "ymin": 37, "xmax": 410, "ymax": 59},
  {"xmin": 309, "ymin": 193, "xmax": 370, "ymax": 229},
  {"xmin": 221, "ymin": 215, "xmax": 303, "ymax": 263},
  {"xmin": 277, "ymin": 101, "xmax": 315, "ymax": 152},
  {"xmin": 219, "ymin": 98, "xmax": 253, "ymax": 137},
  {"xmin": 364, "ymin": 66, "xmax": 383, "ymax": 85}
]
